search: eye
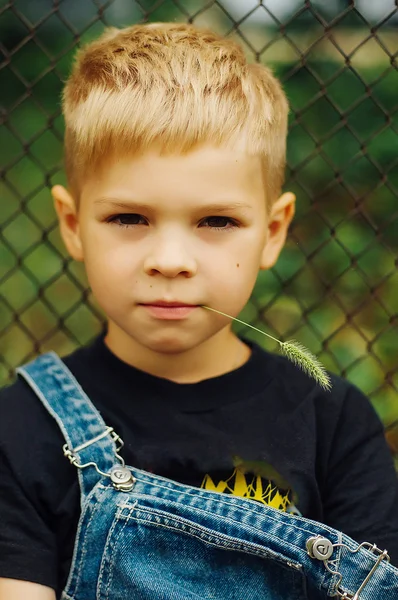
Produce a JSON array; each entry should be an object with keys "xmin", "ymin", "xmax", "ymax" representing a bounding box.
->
[
  {"xmin": 200, "ymin": 216, "xmax": 238, "ymax": 231},
  {"xmin": 106, "ymin": 214, "xmax": 238, "ymax": 231},
  {"xmin": 107, "ymin": 214, "xmax": 147, "ymax": 228}
]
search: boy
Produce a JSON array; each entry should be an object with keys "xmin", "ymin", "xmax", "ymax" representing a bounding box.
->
[{"xmin": 0, "ymin": 21, "xmax": 397, "ymax": 600}]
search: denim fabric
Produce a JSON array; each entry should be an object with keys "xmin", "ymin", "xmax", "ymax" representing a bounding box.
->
[{"xmin": 16, "ymin": 351, "xmax": 398, "ymax": 600}]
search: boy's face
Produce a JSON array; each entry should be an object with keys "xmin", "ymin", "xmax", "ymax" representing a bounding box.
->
[{"xmin": 53, "ymin": 144, "xmax": 295, "ymax": 357}]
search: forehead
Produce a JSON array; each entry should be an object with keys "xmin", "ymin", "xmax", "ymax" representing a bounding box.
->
[{"xmin": 81, "ymin": 144, "xmax": 265, "ymax": 205}]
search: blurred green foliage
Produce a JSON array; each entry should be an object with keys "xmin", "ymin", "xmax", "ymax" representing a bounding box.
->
[{"xmin": 0, "ymin": 1, "xmax": 397, "ymax": 456}]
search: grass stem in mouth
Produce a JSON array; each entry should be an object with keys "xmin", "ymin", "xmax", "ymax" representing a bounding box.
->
[{"xmin": 201, "ymin": 305, "xmax": 332, "ymax": 391}]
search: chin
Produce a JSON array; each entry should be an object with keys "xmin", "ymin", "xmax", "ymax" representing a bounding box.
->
[
  {"xmin": 143, "ymin": 333, "xmax": 198, "ymax": 355},
  {"xmin": 148, "ymin": 341, "xmax": 192, "ymax": 355}
]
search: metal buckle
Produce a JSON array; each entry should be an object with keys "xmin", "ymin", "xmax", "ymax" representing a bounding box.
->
[
  {"xmin": 307, "ymin": 536, "xmax": 391, "ymax": 599},
  {"xmin": 62, "ymin": 426, "xmax": 126, "ymax": 477},
  {"xmin": 329, "ymin": 542, "xmax": 390, "ymax": 599}
]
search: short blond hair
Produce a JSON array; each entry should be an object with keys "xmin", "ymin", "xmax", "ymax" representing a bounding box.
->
[{"xmin": 62, "ymin": 22, "xmax": 289, "ymax": 210}]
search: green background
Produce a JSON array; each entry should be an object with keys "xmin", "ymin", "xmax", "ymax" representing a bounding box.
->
[{"xmin": 0, "ymin": 0, "xmax": 397, "ymax": 465}]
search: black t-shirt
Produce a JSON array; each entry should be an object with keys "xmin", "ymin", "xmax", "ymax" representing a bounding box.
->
[{"xmin": 1, "ymin": 332, "xmax": 398, "ymax": 597}]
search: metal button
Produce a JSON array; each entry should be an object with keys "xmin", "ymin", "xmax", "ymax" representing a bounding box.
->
[
  {"xmin": 110, "ymin": 466, "xmax": 135, "ymax": 491},
  {"xmin": 306, "ymin": 536, "xmax": 334, "ymax": 560}
]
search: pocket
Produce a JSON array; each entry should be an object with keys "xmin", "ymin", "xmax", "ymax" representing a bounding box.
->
[{"xmin": 97, "ymin": 502, "xmax": 309, "ymax": 600}]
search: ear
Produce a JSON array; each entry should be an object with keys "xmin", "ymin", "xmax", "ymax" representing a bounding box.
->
[
  {"xmin": 51, "ymin": 185, "xmax": 84, "ymax": 262},
  {"xmin": 260, "ymin": 192, "xmax": 296, "ymax": 270}
]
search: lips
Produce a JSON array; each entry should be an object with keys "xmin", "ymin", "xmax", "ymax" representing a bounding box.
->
[
  {"xmin": 140, "ymin": 303, "xmax": 197, "ymax": 320},
  {"xmin": 141, "ymin": 301, "xmax": 196, "ymax": 307}
]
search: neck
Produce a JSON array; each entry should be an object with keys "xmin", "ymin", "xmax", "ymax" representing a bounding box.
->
[{"xmin": 104, "ymin": 325, "xmax": 251, "ymax": 383}]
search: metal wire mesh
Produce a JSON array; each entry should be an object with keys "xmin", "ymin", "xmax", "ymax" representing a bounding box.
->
[{"xmin": 0, "ymin": 0, "xmax": 397, "ymax": 459}]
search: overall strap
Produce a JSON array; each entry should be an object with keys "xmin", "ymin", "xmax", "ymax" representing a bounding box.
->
[{"xmin": 16, "ymin": 351, "xmax": 121, "ymax": 502}]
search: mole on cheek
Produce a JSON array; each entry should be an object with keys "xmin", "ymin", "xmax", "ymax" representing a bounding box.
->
[{"xmin": 236, "ymin": 263, "xmax": 240, "ymax": 268}]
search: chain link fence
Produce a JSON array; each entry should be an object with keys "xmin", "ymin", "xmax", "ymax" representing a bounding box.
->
[{"xmin": 0, "ymin": 0, "xmax": 397, "ymax": 462}]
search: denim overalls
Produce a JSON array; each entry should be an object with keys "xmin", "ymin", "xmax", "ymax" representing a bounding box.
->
[{"xmin": 16, "ymin": 351, "xmax": 398, "ymax": 600}]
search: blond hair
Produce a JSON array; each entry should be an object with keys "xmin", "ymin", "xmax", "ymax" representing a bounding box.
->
[{"xmin": 62, "ymin": 22, "xmax": 289, "ymax": 210}]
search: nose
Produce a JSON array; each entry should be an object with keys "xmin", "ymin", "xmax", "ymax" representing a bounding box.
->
[{"xmin": 143, "ymin": 230, "xmax": 197, "ymax": 278}]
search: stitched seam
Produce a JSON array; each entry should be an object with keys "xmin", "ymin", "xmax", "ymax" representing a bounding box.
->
[
  {"xmin": 62, "ymin": 483, "xmax": 105, "ymax": 596},
  {"xmin": 48, "ymin": 363, "xmax": 116, "ymax": 465},
  {"xmin": 70, "ymin": 485, "xmax": 109, "ymax": 595},
  {"xmin": 15, "ymin": 366, "xmax": 86, "ymax": 497},
  {"xmin": 97, "ymin": 511, "xmax": 121, "ymax": 600},
  {"xmin": 124, "ymin": 513, "xmax": 304, "ymax": 569},
  {"xmin": 121, "ymin": 491, "xmax": 321, "ymax": 555},
  {"xmin": 129, "ymin": 475, "xmax": 338, "ymax": 538},
  {"xmin": 122, "ymin": 507, "xmax": 303, "ymax": 567},
  {"xmin": 42, "ymin": 354, "xmax": 116, "ymax": 448},
  {"xmin": 97, "ymin": 499, "xmax": 137, "ymax": 599},
  {"xmin": 101, "ymin": 476, "xmax": 330, "ymax": 546},
  {"xmin": 106, "ymin": 513, "xmax": 131, "ymax": 600}
]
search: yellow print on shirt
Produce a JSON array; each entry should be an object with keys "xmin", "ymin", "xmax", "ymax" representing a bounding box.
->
[
  {"xmin": 200, "ymin": 456, "xmax": 301, "ymax": 514},
  {"xmin": 201, "ymin": 468, "xmax": 292, "ymax": 510}
]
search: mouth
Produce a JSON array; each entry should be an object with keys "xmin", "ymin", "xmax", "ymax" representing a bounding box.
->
[
  {"xmin": 139, "ymin": 302, "xmax": 198, "ymax": 320},
  {"xmin": 140, "ymin": 301, "xmax": 197, "ymax": 308}
]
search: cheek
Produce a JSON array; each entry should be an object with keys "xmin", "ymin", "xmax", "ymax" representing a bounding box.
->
[
  {"xmin": 83, "ymin": 243, "xmax": 135, "ymax": 289},
  {"xmin": 228, "ymin": 241, "xmax": 263, "ymax": 270},
  {"xmin": 213, "ymin": 247, "xmax": 261, "ymax": 290},
  {"xmin": 83, "ymin": 226, "xmax": 133, "ymax": 267}
]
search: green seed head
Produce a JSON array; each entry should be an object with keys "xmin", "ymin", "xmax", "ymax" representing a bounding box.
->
[
  {"xmin": 281, "ymin": 340, "xmax": 332, "ymax": 391},
  {"xmin": 201, "ymin": 305, "xmax": 332, "ymax": 391}
]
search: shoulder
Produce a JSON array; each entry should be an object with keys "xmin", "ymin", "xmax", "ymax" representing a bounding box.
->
[
  {"xmin": 0, "ymin": 376, "xmax": 55, "ymax": 440},
  {"xmin": 252, "ymin": 340, "xmax": 362, "ymax": 409},
  {"xmin": 263, "ymin": 353, "xmax": 392, "ymax": 490},
  {"xmin": 0, "ymin": 343, "xmax": 94, "ymax": 490},
  {"xmin": 250, "ymin": 341, "xmax": 384, "ymax": 442},
  {"xmin": 0, "ymin": 337, "xmax": 99, "ymax": 419},
  {"xmin": 0, "ymin": 335, "xmax": 108, "ymax": 461},
  {"xmin": 0, "ymin": 372, "xmax": 79, "ymax": 590},
  {"xmin": 0, "ymin": 375, "xmax": 66, "ymax": 485}
]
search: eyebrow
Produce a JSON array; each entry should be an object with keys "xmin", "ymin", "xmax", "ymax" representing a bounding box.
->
[{"xmin": 93, "ymin": 198, "xmax": 253, "ymax": 213}]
